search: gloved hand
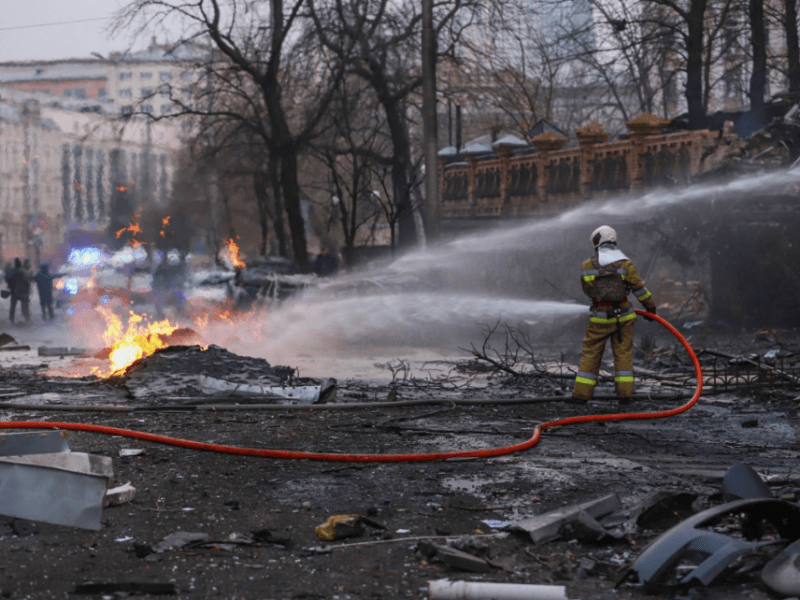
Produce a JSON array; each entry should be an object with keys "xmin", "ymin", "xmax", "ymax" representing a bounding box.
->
[{"xmin": 642, "ymin": 307, "xmax": 657, "ymax": 322}]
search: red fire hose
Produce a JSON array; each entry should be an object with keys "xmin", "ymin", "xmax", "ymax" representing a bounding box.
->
[{"xmin": 0, "ymin": 310, "xmax": 701, "ymax": 462}]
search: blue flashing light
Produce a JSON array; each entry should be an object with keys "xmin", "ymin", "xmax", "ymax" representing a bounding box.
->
[
  {"xmin": 101, "ymin": 295, "xmax": 110, "ymax": 304},
  {"xmin": 69, "ymin": 247, "xmax": 104, "ymax": 268},
  {"xmin": 67, "ymin": 307, "xmax": 75, "ymax": 315},
  {"xmin": 65, "ymin": 278, "xmax": 79, "ymax": 296}
]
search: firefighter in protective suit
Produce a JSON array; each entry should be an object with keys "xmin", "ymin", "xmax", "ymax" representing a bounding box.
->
[{"xmin": 572, "ymin": 226, "xmax": 657, "ymax": 403}]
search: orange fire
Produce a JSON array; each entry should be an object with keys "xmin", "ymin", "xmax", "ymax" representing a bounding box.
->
[
  {"xmin": 222, "ymin": 238, "xmax": 246, "ymax": 269},
  {"xmin": 94, "ymin": 307, "xmax": 179, "ymax": 377},
  {"xmin": 159, "ymin": 215, "xmax": 171, "ymax": 238}
]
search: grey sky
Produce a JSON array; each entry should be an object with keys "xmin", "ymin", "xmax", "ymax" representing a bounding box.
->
[{"xmin": 0, "ymin": 0, "xmax": 139, "ymax": 62}]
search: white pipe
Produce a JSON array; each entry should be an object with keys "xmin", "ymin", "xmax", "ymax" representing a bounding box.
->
[{"xmin": 428, "ymin": 579, "xmax": 568, "ymax": 600}]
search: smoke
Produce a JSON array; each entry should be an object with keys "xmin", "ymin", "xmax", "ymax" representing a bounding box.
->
[{"xmin": 51, "ymin": 168, "xmax": 800, "ymax": 376}]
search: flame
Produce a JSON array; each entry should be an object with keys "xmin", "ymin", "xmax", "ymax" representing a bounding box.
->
[
  {"xmin": 159, "ymin": 215, "xmax": 171, "ymax": 238},
  {"xmin": 94, "ymin": 307, "xmax": 179, "ymax": 376},
  {"xmin": 75, "ymin": 181, "xmax": 82, "ymax": 191},
  {"xmin": 115, "ymin": 212, "xmax": 144, "ymax": 247},
  {"xmin": 222, "ymin": 238, "xmax": 246, "ymax": 269},
  {"xmin": 116, "ymin": 186, "xmax": 128, "ymax": 192}
]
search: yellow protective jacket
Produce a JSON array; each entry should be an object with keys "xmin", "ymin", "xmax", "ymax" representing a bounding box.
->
[{"xmin": 580, "ymin": 257, "xmax": 656, "ymax": 324}]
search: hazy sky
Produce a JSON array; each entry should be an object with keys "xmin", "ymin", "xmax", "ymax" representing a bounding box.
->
[{"xmin": 0, "ymin": 0, "xmax": 140, "ymax": 62}]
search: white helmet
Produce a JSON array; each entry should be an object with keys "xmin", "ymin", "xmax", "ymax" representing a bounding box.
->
[{"xmin": 591, "ymin": 225, "xmax": 617, "ymax": 249}]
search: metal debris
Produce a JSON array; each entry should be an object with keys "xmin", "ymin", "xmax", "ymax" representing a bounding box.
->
[
  {"xmin": 762, "ymin": 538, "xmax": 800, "ymax": 596},
  {"xmin": 38, "ymin": 347, "xmax": 88, "ymax": 357},
  {"xmin": 618, "ymin": 498, "xmax": 800, "ymax": 591},
  {"xmin": 199, "ymin": 374, "xmax": 333, "ymax": 404},
  {"xmin": 0, "ymin": 431, "xmax": 71, "ymax": 456},
  {"xmin": 514, "ymin": 494, "xmax": 622, "ymax": 544},
  {"xmin": 721, "ymin": 464, "xmax": 774, "ymax": 500},
  {"xmin": 0, "ymin": 452, "xmax": 114, "ymax": 530}
]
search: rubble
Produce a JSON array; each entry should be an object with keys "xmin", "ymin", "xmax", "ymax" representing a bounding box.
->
[
  {"xmin": 199, "ymin": 374, "xmax": 335, "ymax": 404},
  {"xmin": 152, "ymin": 531, "xmax": 209, "ymax": 553},
  {"xmin": 618, "ymin": 498, "xmax": 800, "ymax": 591},
  {"xmin": 721, "ymin": 464, "xmax": 773, "ymax": 500},
  {"xmin": 0, "ymin": 327, "xmax": 798, "ymax": 598},
  {"xmin": 0, "ymin": 450, "xmax": 113, "ymax": 530},
  {"xmin": 700, "ymin": 105, "xmax": 800, "ymax": 178},
  {"xmin": 314, "ymin": 514, "xmax": 385, "ymax": 541},
  {"xmin": 103, "ymin": 481, "xmax": 137, "ymax": 506},
  {"xmin": 762, "ymin": 538, "xmax": 800, "ymax": 596},
  {"xmin": 514, "ymin": 494, "xmax": 622, "ymax": 544}
]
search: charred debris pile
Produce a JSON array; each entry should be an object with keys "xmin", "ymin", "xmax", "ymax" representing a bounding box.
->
[{"xmin": 700, "ymin": 102, "xmax": 800, "ymax": 178}]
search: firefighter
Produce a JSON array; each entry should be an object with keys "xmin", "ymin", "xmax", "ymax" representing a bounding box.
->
[{"xmin": 572, "ymin": 225, "xmax": 657, "ymax": 404}]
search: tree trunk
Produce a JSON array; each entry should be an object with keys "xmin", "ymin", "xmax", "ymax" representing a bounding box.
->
[
  {"xmin": 279, "ymin": 148, "xmax": 310, "ymax": 272},
  {"xmin": 253, "ymin": 171, "xmax": 271, "ymax": 255},
  {"xmin": 366, "ymin": 71, "xmax": 418, "ymax": 248},
  {"xmin": 268, "ymin": 149, "xmax": 287, "ymax": 257},
  {"xmin": 686, "ymin": 0, "xmax": 709, "ymax": 129},
  {"xmin": 749, "ymin": 0, "xmax": 767, "ymax": 109},
  {"xmin": 786, "ymin": 0, "xmax": 800, "ymax": 92}
]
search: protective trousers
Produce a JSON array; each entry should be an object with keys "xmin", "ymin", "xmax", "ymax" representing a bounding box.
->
[{"xmin": 572, "ymin": 317, "xmax": 635, "ymax": 401}]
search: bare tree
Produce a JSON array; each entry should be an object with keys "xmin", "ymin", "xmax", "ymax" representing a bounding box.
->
[
  {"xmin": 449, "ymin": 3, "xmax": 571, "ymax": 136},
  {"xmin": 786, "ymin": 0, "xmax": 800, "ymax": 92},
  {"xmin": 309, "ymin": 0, "xmax": 482, "ymax": 248},
  {"xmin": 114, "ymin": 0, "xmax": 345, "ymax": 272},
  {"xmin": 310, "ymin": 76, "xmax": 388, "ymax": 264},
  {"xmin": 749, "ymin": 0, "xmax": 767, "ymax": 109}
]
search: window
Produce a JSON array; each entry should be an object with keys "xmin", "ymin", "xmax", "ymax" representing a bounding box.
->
[
  {"xmin": 141, "ymin": 88, "xmax": 153, "ymax": 98},
  {"xmin": 159, "ymin": 86, "xmax": 170, "ymax": 97},
  {"xmin": 119, "ymin": 72, "xmax": 132, "ymax": 81},
  {"xmin": 181, "ymin": 87, "xmax": 192, "ymax": 96},
  {"xmin": 120, "ymin": 89, "xmax": 132, "ymax": 98},
  {"xmin": 64, "ymin": 88, "xmax": 87, "ymax": 99},
  {"xmin": 159, "ymin": 72, "xmax": 172, "ymax": 81},
  {"xmin": 161, "ymin": 104, "xmax": 172, "ymax": 114},
  {"xmin": 142, "ymin": 104, "xmax": 153, "ymax": 113},
  {"xmin": 121, "ymin": 106, "xmax": 132, "ymax": 115},
  {"xmin": 140, "ymin": 72, "xmax": 152, "ymax": 80},
  {"xmin": 180, "ymin": 70, "xmax": 193, "ymax": 80},
  {"xmin": 98, "ymin": 88, "xmax": 107, "ymax": 98}
]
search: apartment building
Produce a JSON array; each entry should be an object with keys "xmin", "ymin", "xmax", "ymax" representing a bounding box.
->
[
  {"xmin": 0, "ymin": 97, "xmax": 183, "ymax": 264},
  {"xmin": 0, "ymin": 40, "xmax": 206, "ymax": 117},
  {"xmin": 106, "ymin": 42, "xmax": 205, "ymax": 117}
]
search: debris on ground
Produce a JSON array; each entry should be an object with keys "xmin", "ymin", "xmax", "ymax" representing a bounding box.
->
[
  {"xmin": 0, "ymin": 431, "xmax": 114, "ymax": 530},
  {"xmin": 427, "ymin": 579, "xmax": 569, "ymax": 600},
  {"xmin": 314, "ymin": 514, "xmax": 385, "ymax": 541},
  {"xmin": 701, "ymin": 104, "xmax": 800, "ymax": 178},
  {"xmin": 514, "ymin": 494, "xmax": 622, "ymax": 544},
  {"xmin": 0, "ymin": 327, "xmax": 799, "ymax": 598},
  {"xmin": 618, "ymin": 498, "xmax": 800, "ymax": 591}
]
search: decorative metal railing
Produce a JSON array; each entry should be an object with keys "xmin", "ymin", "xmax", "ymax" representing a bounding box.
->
[{"xmin": 438, "ymin": 114, "xmax": 715, "ymax": 219}]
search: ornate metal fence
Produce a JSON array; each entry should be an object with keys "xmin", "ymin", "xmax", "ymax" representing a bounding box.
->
[{"xmin": 439, "ymin": 114, "xmax": 715, "ymax": 220}]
